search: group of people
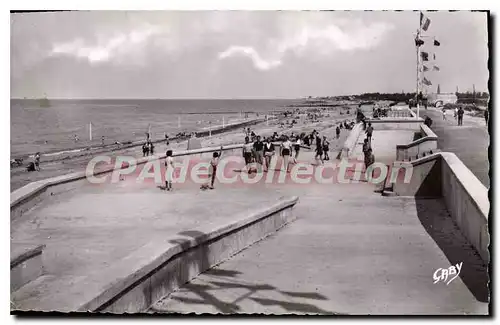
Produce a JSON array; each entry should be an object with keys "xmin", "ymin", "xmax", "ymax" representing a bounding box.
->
[
  {"xmin": 142, "ymin": 140, "xmax": 156, "ymax": 156},
  {"xmin": 442, "ymin": 106, "xmax": 465, "ymax": 126}
]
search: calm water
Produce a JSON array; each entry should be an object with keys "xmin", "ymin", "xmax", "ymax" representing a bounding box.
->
[{"xmin": 10, "ymin": 99, "xmax": 298, "ymax": 158}]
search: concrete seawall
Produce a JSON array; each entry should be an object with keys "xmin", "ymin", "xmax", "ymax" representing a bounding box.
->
[
  {"xmin": 396, "ymin": 124, "xmax": 438, "ymax": 161},
  {"xmin": 62, "ymin": 196, "xmax": 298, "ymax": 313},
  {"xmin": 392, "ymin": 152, "xmax": 489, "ymax": 262},
  {"xmin": 10, "ymin": 144, "xmax": 246, "ymax": 220}
]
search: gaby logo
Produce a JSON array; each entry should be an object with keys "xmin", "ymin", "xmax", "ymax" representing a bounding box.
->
[{"xmin": 433, "ymin": 262, "xmax": 463, "ymax": 285}]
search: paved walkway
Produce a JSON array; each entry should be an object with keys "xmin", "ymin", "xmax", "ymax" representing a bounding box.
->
[
  {"xmin": 152, "ymin": 184, "xmax": 488, "ymax": 315},
  {"xmin": 417, "ymin": 108, "xmax": 489, "ymax": 188}
]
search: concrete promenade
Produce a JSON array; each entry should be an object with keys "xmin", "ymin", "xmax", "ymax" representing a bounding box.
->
[
  {"xmin": 151, "ymin": 128, "xmax": 488, "ymax": 315},
  {"xmin": 416, "ymin": 108, "xmax": 489, "ymax": 188}
]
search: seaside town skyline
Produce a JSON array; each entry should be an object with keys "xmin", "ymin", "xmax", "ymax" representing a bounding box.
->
[{"xmin": 11, "ymin": 11, "xmax": 489, "ymax": 99}]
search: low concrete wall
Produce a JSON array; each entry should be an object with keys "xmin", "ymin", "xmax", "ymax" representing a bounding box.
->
[
  {"xmin": 73, "ymin": 196, "xmax": 299, "ymax": 313},
  {"xmin": 366, "ymin": 118, "xmax": 424, "ymax": 131},
  {"xmin": 396, "ymin": 124, "xmax": 438, "ymax": 161},
  {"xmin": 10, "ymin": 144, "xmax": 246, "ymax": 220},
  {"xmin": 11, "ymin": 244, "xmax": 45, "ymax": 292},
  {"xmin": 392, "ymin": 152, "xmax": 489, "ymax": 262},
  {"xmin": 339, "ymin": 123, "xmax": 363, "ymax": 158}
]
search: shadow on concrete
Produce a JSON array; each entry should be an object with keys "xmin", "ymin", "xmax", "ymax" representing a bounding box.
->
[
  {"xmin": 149, "ymin": 230, "xmax": 338, "ymax": 315},
  {"xmin": 415, "ymin": 198, "xmax": 489, "ymax": 303}
]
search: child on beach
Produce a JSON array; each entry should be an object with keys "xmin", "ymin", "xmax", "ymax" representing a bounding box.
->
[{"xmin": 164, "ymin": 150, "xmax": 174, "ymax": 191}]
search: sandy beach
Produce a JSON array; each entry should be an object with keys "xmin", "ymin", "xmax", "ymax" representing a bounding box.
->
[{"xmin": 10, "ymin": 102, "xmax": 359, "ymax": 191}]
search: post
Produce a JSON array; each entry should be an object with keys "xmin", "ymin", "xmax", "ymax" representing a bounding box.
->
[
  {"xmin": 222, "ymin": 116, "xmax": 225, "ymax": 129},
  {"xmin": 209, "ymin": 122, "xmax": 212, "ymax": 138},
  {"xmin": 416, "ymin": 26, "xmax": 421, "ymax": 119},
  {"xmin": 89, "ymin": 122, "xmax": 92, "ymax": 141}
]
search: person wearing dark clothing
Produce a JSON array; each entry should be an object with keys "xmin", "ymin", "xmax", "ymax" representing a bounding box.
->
[
  {"xmin": 364, "ymin": 149, "xmax": 375, "ymax": 180},
  {"xmin": 484, "ymin": 109, "xmax": 489, "ymax": 126},
  {"xmin": 365, "ymin": 122, "xmax": 374, "ymax": 145},
  {"xmin": 457, "ymin": 107, "xmax": 464, "ymax": 126},
  {"xmin": 149, "ymin": 142, "xmax": 155, "ymax": 155},
  {"xmin": 315, "ymin": 135, "xmax": 323, "ymax": 165},
  {"xmin": 142, "ymin": 143, "xmax": 149, "ymax": 157},
  {"xmin": 362, "ymin": 138, "xmax": 371, "ymax": 156},
  {"xmin": 263, "ymin": 138, "xmax": 275, "ymax": 172},
  {"xmin": 424, "ymin": 116, "xmax": 433, "ymax": 128},
  {"xmin": 336, "ymin": 126, "xmax": 340, "ymax": 139},
  {"xmin": 253, "ymin": 136, "xmax": 264, "ymax": 168},
  {"xmin": 322, "ymin": 136, "xmax": 330, "ymax": 160}
]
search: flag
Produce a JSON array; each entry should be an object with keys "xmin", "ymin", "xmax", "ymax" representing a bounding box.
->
[
  {"xmin": 415, "ymin": 37, "xmax": 424, "ymax": 47},
  {"xmin": 421, "ymin": 51, "xmax": 429, "ymax": 61},
  {"xmin": 423, "ymin": 65, "xmax": 429, "ymax": 72},
  {"xmin": 434, "ymin": 39, "xmax": 440, "ymax": 46},
  {"xmin": 423, "ymin": 77, "xmax": 432, "ymax": 86},
  {"xmin": 433, "ymin": 65, "xmax": 440, "ymax": 71},
  {"xmin": 420, "ymin": 12, "xmax": 431, "ymax": 31}
]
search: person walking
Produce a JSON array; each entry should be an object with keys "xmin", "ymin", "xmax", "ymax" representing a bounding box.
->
[
  {"xmin": 314, "ymin": 133, "xmax": 323, "ymax": 165},
  {"xmin": 164, "ymin": 149, "xmax": 174, "ymax": 191},
  {"xmin": 209, "ymin": 146, "xmax": 223, "ymax": 189},
  {"xmin": 149, "ymin": 141, "xmax": 155, "ymax": 155},
  {"xmin": 454, "ymin": 107, "xmax": 458, "ymax": 120},
  {"xmin": 142, "ymin": 143, "xmax": 149, "ymax": 157},
  {"xmin": 253, "ymin": 135, "xmax": 264, "ymax": 171},
  {"xmin": 263, "ymin": 137, "xmax": 275, "ymax": 172},
  {"xmin": 336, "ymin": 126, "xmax": 340, "ymax": 139},
  {"xmin": 365, "ymin": 122, "xmax": 374, "ymax": 146},
  {"xmin": 457, "ymin": 106, "xmax": 464, "ymax": 126},
  {"xmin": 293, "ymin": 136, "xmax": 302, "ymax": 162},
  {"xmin": 364, "ymin": 148, "xmax": 375, "ymax": 181},
  {"xmin": 242, "ymin": 136, "xmax": 254, "ymax": 173},
  {"xmin": 442, "ymin": 108, "xmax": 447, "ymax": 120},
  {"xmin": 281, "ymin": 136, "xmax": 292, "ymax": 173},
  {"xmin": 322, "ymin": 136, "xmax": 330, "ymax": 161}
]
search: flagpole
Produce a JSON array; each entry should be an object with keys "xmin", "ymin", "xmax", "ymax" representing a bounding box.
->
[{"xmin": 416, "ymin": 13, "xmax": 422, "ymax": 120}]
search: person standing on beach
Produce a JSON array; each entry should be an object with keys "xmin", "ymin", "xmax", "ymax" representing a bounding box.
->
[
  {"xmin": 454, "ymin": 107, "xmax": 458, "ymax": 120},
  {"xmin": 263, "ymin": 137, "xmax": 275, "ymax": 172},
  {"xmin": 242, "ymin": 136, "xmax": 254, "ymax": 173},
  {"xmin": 209, "ymin": 146, "xmax": 223, "ymax": 189},
  {"xmin": 142, "ymin": 142, "xmax": 149, "ymax": 157},
  {"xmin": 34, "ymin": 152, "xmax": 41, "ymax": 171},
  {"xmin": 484, "ymin": 109, "xmax": 489, "ymax": 126},
  {"xmin": 150, "ymin": 142, "xmax": 155, "ymax": 155},
  {"xmin": 442, "ymin": 108, "xmax": 447, "ymax": 120},
  {"xmin": 336, "ymin": 126, "xmax": 341, "ymax": 139},
  {"xmin": 101, "ymin": 136, "xmax": 105, "ymax": 145},
  {"xmin": 253, "ymin": 136, "xmax": 264, "ymax": 171},
  {"xmin": 364, "ymin": 148, "xmax": 375, "ymax": 180},
  {"xmin": 281, "ymin": 136, "xmax": 292, "ymax": 173},
  {"xmin": 164, "ymin": 150, "xmax": 174, "ymax": 191},
  {"xmin": 457, "ymin": 106, "xmax": 464, "ymax": 126}
]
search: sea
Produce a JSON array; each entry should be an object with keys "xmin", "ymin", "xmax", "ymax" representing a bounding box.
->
[{"xmin": 10, "ymin": 99, "xmax": 300, "ymax": 158}]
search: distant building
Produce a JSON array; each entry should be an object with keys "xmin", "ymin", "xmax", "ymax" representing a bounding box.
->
[{"xmin": 426, "ymin": 93, "xmax": 457, "ymax": 107}]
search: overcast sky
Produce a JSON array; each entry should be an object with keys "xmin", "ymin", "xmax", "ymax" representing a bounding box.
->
[{"xmin": 10, "ymin": 11, "xmax": 489, "ymax": 99}]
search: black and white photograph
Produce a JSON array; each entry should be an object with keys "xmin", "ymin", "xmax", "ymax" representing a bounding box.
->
[{"xmin": 8, "ymin": 6, "xmax": 492, "ymax": 316}]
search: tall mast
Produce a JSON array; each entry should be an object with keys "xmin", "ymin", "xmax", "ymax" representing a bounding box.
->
[{"xmin": 416, "ymin": 12, "xmax": 422, "ymax": 119}]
